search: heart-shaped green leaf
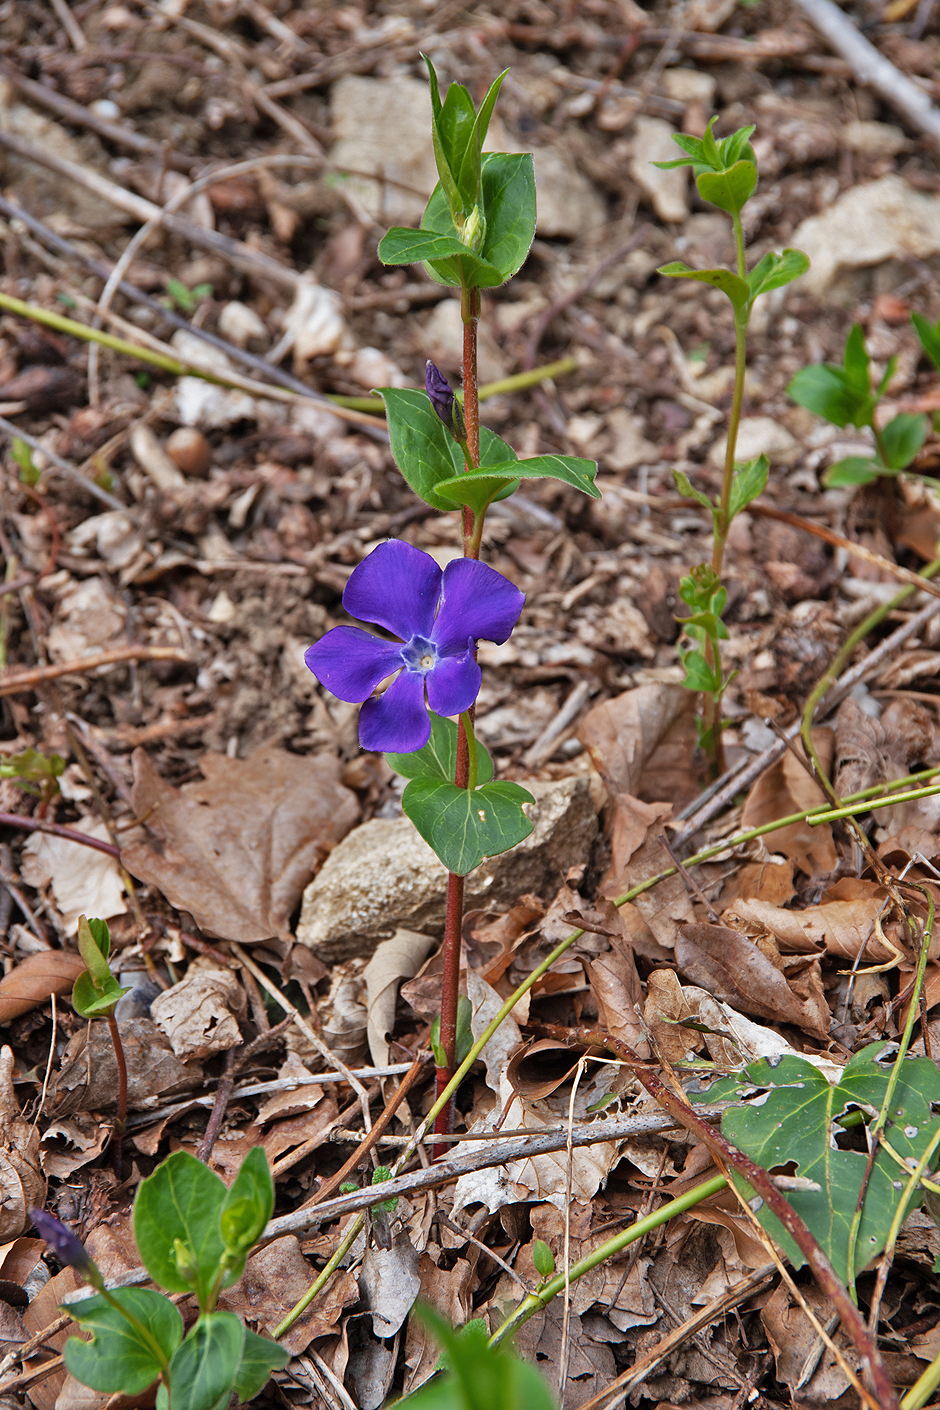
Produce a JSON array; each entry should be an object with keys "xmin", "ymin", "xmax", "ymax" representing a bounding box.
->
[
  {"xmin": 402, "ymin": 778, "xmax": 534, "ymax": 875},
  {"xmin": 65, "ymin": 1289, "xmax": 182, "ymax": 1395},
  {"xmin": 386, "ymin": 712, "xmax": 494, "ymax": 785},
  {"xmin": 696, "ymin": 159, "xmax": 757, "ymax": 217}
]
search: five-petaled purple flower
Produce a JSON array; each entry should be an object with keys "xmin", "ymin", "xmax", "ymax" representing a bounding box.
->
[
  {"xmin": 305, "ymin": 540, "xmax": 523, "ymax": 754},
  {"xmin": 31, "ymin": 1208, "xmax": 99, "ymax": 1284},
  {"xmin": 425, "ymin": 362, "xmax": 465, "ymax": 441}
]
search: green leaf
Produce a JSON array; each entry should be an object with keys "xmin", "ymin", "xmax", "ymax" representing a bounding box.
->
[
  {"xmin": 476, "ymin": 152, "xmax": 536, "ymax": 282},
  {"xmin": 679, "ymin": 647, "xmax": 722, "ymax": 694},
  {"xmin": 71, "ymin": 969, "xmax": 129, "ymax": 1018},
  {"xmin": 843, "ymin": 323, "xmax": 871, "ymax": 397},
  {"xmin": 377, "ymin": 228, "xmax": 474, "ymax": 268},
  {"xmin": 673, "ymin": 468, "xmax": 716, "ymax": 514},
  {"xmin": 456, "ymin": 70, "xmax": 509, "ymax": 210},
  {"xmin": 399, "ymin": 1306, "xmax": 558, "ymax": 1410},
  {"xmin": 881, "ymin": 412, "xmax": 927, "ymax": 470},
  {"xmin": 719, "ymin": 124, "xmax": 757, "ymax": 166},
  {"xmin": 788, "ymin": 364, "xmax": 870, "ymax": 429},
  {"xmin": 166, "ymin": 1313, "xmax": 244, "ymax": 1410},
  {"xmin": 379, "ymin": 388, "xmax": 464, "ymax": 511},
  {"xmin": 728, "ymin": 454, "xmax": 769, "ymax": 520},
  {"xmin": 913, "ymin": 310, "xmax": 940, "ymax": 374},
  {"xmin": 532, "ymin": 1239, "xmax": 555, "ymax": 1278},
  {"xmin": 714, "ymin": 1045, "xmax": 940, "ymax": 1285},
  {"xmin": 386, "ymin": 712, "xmax": 493, "ymax": 785},
  {"xmin": 657, "ymin": 261, "xmax": 749, "ymax": 314},
  {"xmin": 435, "ymin": 454, "xmax": 600, "ymax": 513},
  {"xmin": 402, "ymin": 778, "xmax": 534, "ymax": 875},
  {"xmin": 232, "ymin": 1328, "xmax": 289, "ymax": 1404},
  {"xmin": 134, "ymin": 1151, "xmax": 227, "ymax": 1309},
  {"xmin": 875, "ymin": 354, "xmax": 898, "ymax": 400},
  {"xmin": 76, "ymin": 915, "xmax": 112, "ymax": 984},
  {"xmin": 746, "ymin": 248, "xmax": 810, "ymax": 304},
  {"xmin": 219, "ymin": 1147, "xmax": 272, "ymax": 1265},
  {"xmin": 823, "ymin": 456, "xmax": 885, "ymax": 487},
  {"xmin": 696, "ymin": 160, "xmax": 757, "ymax": 217},
  {"xmin": 64, "ymin": 1289, "xmax": 182, "ymax": 1395}
]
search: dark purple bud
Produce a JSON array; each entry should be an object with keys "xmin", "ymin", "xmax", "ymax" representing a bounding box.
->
[
  {"xmin": 425, "ymin": 362, "xmax": 465, "ymax": 440},
  {"xmin": 31, "ymin": 1209, "xmax": 99, "ymax": 1284}
]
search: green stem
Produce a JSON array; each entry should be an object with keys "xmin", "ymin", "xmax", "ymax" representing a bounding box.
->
[
  {"xmin": 903, "ymin": 1346, "xmax": 940, "ymax": 1409},
  {"xmin": 490, "ymin": 1174, "xmax": 728, "ymax": 1344},
  {"xmin": 272, "ymin": 1214, "xmax": 364, "ymax": 1340},
  {"xmin": 460, "ymin": 711, "xmax": 478, "ymax": 791},
  {"xmin": 809, "ymin": 785, "xmax": 940, "ymax": 825}
]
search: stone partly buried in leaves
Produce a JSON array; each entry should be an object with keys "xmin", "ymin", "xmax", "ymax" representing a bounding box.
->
[{"xmin": 305, "ymin": 538, "xmax": 524, "ymax": 754}]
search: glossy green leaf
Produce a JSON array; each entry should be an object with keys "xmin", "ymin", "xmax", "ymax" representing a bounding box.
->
[
  {"xmin": 913, "ymin": 310, "xmax": 940, "ymax": 374},
  {"xmin": 532, "ymin": 1239, "xmax": 555, "ymax": 1278},
  {"xmin": 696, "ymin": 160, "xmax": 757, "ymax": 217},
  {"xmin": 425, "ymin": 59, "xmax": 475, "ymax": 214},
  {"xmin": 788, "ymin": 364, "xmax": 871, "ymax": 429},
  {"xmin": 399, "ymin": 1305, "xmax": 558, "ymax": 1410},
  {"xmin": 419, "ymin": 152, "xmax": 536, "ymax": 288},
  {"xmin": 402, "ymin": 778, "xmax": 534, "ymax": 875},
  {"xmin": 657, "ymin": 261, "xmax": 749, "ymax": 313},
  {"xmin": 843, "ymin": 322, "xmax": 870, "ymax": 397},
  {"xmin": 71, "ymin": 969, "xmax": 129, "ymax": 1018},
  {"xmin": 377, "ymin": 228, "xmax": 474, "ymax": 268},
  {"xmin": 456, "ymin": 70, "xmax": 509, "ymax": 209},
  {"xmin": 232, "ymin": 1328, "xmax": 290, "ymax": 1404},
  {"xmin": 166, "ymin": 1313, "xmax": 244, "ymax": 1410},
  {"xmin": 134, "ymin": 1151, "xmax": 227, "ymax": 1308},
  {"xmin": 76, "ymin": 915, "xmax": 112, "ymax": 985},
  {"xmin": 746, "ymin": 248, "xmax": 809, "ymax": 303},
  {"xmin": 673, "ymin": 468, "xmax": 715, "ymax": 514},
  {"xmin": 823, "ymin": 456, "xmax": 884, "ymax": 487},
  {"xmin": 728, "ymin": 454, "xmax": 769, "ymax": 520},
  {"xmin": 386, "ymin": 712, "xmax": 494, "ymax": 785},
  {"xmin": 709, "ymin": 1045, "xmax": 940, "ymax": 1284},
  {"xmin": 220, "ymin": 1147, "xmax": 272, "ymax": 1259},
  {"xmin": 379, "ymin": 388, "xmax": 464, "ymax": 510},
  {"xmin": 64, "ymin": 1289, "xmax": 182, "ymax": 1395},
  {"xmin": 435, "ymin": 454, "xmax": 600, "ymax": 513},
  {"xmin": 882, "ymin": 412, "xmax": 927, "ymax": 470},
  {"xmin": 419, "ymin": 180, "xmax": 506, "ymax": 288}
]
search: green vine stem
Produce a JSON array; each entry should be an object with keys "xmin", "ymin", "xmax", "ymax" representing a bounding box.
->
[{"xmin": 490, "ymin": 1174, "xmax": 728, "ymax": 1344}]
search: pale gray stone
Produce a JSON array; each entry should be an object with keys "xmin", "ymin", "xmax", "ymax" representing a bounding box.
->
[
  {"xmin": 629, "ymin": 117, "xmax": 689, "ymax": 224},
  {"xmin": 297, "ymin": 777, "xmax": 598, "ymax": 962},
  {"xmin": 793, "ymin": 175, "xmax": 940, "ymax": 296}
]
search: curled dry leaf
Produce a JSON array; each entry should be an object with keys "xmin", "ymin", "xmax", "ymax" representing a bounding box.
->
[
  {"xmin": 740, "ymin": 728, "xmax": 837, "ymax": 879},
  {"xmin": 0, "ymin": 1047, "xmax": 45, "ymax": 1239},
  {"xmin": 726, "ymin": 880, "xmax": 899, "ymax": 965},
  {"xmin": 601, "ymin": 794, "xmax": 693, "ymax": 950},
  {"xmin": 363, "ymin": 930, "xmax": 436, "ymax": 1069},
  {"xmin": 45, "ymin": 1018, "xmax": 203, "ymax": 1116},
  {"xmin": 122, "ymin": 745, "xmax": 359, "ymax": 942},
  {"xmin": 40, "ymin": 1114, "xmax": 110, "ymax": 1179},
  {"xmin": 150, "ymin": 964, "xmax": 246, "ymax": 1060},
  {"xmin": 21, "ymin": 819, "xmax": 126, "ymax": 936},
  {"xmin": 362, "ymin": 1235, "xmax": 421, "ymax": 1338},
  {"xmin": 0, "ymin": 950, "xmax": 85, "ymax": 1025},
  {"xmin": 578, "ymin": 681, "xmax": 702, "ymax": 808},
  {"xmin": 676, "ymin": 922, "xmax": 830, "ymax": 1036},
  {"xmin": 588, "ymin": 933, "xmax": 648, "ymax": 1056}
]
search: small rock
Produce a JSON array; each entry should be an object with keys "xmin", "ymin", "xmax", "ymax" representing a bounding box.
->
[
  {"xmin": 629, "ymin": 117, "xmax": 689, "ymax": 223},
  {"xmin": 605, "ymin": 408, "xmax": 659, "ymax": 470},
  {"xmin": 793, "ymin": 175, "xmax": 940, "ymax": 297},
  {"xmin": 531, "ymin": 145, "xmax": 606, "ymax": 238},
  {"xmin": 218, "ymin": 301, "xmax": 268, "ymax": 349},
  {"xmin": 330, "ymin": 75, "xmax": 436, "ymax": 225},
  {"xmin": 660, "ymin": 68, "xmax": 716, "ymax": 104},
  {"xmin": 708, "ymin": 415, "xmax": 800, "ymax": 468},
  {"xmin": 841, "ymin": 120, "xmax": 908, "ymax": 157},
  {"xmin": 297, "ymin": 776, "xmax": 598, "ymax": 962}
]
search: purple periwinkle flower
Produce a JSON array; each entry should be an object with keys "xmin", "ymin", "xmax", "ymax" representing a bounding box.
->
[
  {"xmin": 425, "ymin": 361, "xmax": 465, "ymax": 441},
  {"xmin": 31, "ymin": 1208, "xmax": 99, "ymax": 1284},
  {"xmin": 305, "ymin": 540, "xmax": 523, "ymax": 754}
]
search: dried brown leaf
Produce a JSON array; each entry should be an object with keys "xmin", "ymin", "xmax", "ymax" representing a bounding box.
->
[
  {"xmin": 45, "ymin": 1018, "xmax": 202, "ymax": 1116},
  {"xmin": 219, "ymin": 1235, "xmax": 358, "ymax": 1356},
  {"xmin": 122, "ymin": 745, "xmax": 359, "ymax": 941},
  {"xmin": 364, "ymin": 930, "xmax": 435, "ymax": 1069},
  {"xmin": 740, "ymin": 728, "xmax": 837, "ymax": 878},
  {"xmin": 601, "ymin": 794, "xmax": 693, "ymax": 949},
  {"xmin": 676, "ymin": 922, "xmax": 829, "ymax": 1035},
  {"xmin": 588, "ymin": 934, "xmax": 648, "ymax": 1055},
  {"xmin": 0, "ymin": 951, "xmax": 85, "ymax": 1024},
  {"xmin": 578, "ymin": 682, "xmax": 702, "ymax": 807},
  {"xmin": 149, "ymin": 965, "xmax": 246, "ymax": 1060},
  {"xmin": 727, "ymin": 883, "xmax": 898, "ymax": 964}
]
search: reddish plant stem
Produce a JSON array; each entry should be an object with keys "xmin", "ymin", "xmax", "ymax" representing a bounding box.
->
[
  {"xmin": 460, "ymin": 282, "xmax": 480, "ymax": 553},
  {"xmin": 106, "ymin": 1013, "xmax": 128, "ymax": 1180},
  {"xmin": 576, "ymin": 1026, "xmax": 900, "ymax": 1410},
  {"xmin": 0, "ymin": 812, "xmax": 120, "ymax": 857}
]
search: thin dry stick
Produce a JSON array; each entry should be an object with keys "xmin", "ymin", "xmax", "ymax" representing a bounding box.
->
[
  {"xmin": 0, "ymin": 415, "xmax": 126, "ymax": 512},
  {"xmin": 229, "ymin": 941, "xmax": 373, "ymax": 1133},
  {"xmin": 0, "ymin": 645, "xmax": 189, "ymax": 697},
  {"xmin": 195, "ymin": 1045, "xmax": 238, "ymax": 1164}
]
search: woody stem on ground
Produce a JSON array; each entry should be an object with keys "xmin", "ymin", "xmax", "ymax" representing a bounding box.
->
[
  {"xmin": 105, "ymin": 1012, "xmax": 128, "ymax": 1179},
  {"xmin": 434, "ymin": 278, "xmax": 483, "ymax": 1143}
]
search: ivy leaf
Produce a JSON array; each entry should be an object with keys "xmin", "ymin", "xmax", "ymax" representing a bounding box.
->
[
  {"xmin": 696, "ymin": 160, "xmax": 757, "ymax": 218},
  {"xmin": 386, "ymin": 712, "xmax": 494, "ymax": 785},
  {"xmin": 65, "ymin": 1290, "xmax": 182, "ymax": 1396},
  {"xmin": 402, "ymin": 779, "xmax": 534, "ymax": 875},
  {"xmin": 133, "ymin": 1151, "xmax": 228, "ymax": 1309},
  {"xmin": 881, "ymin": 412, "xmax": 927, "ymax": 470},
  {"xmin": 746, "ymin": 248, "xmax": 809, "ymax": 304},
  {"xmin": 435, "ymin": 454, "xmax": 599, "ymax": 514},
  {"xmin": 657, "ymin": 262, "xmax": 749, "ymax": 314},
  {"xmin": 710, "ymin": 1045, "xmax": 940, "ymax": 1285},
  {"xmin": 728, "ymin": 454, "xmax": 769, "ymax": 520}
]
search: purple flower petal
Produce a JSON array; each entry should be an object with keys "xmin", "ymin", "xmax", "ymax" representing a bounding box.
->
[
  {"xmin": 305, "ymin": 627, "xmax": 403, "ymax": 703},
  {"xmin": 31, "ymin": 1209, "xmax": 96, "ymax": 1279},
  {"xmin": 431, "ymin": 558, "xmax": 524, "ymax": 656},
  {"xmin": 359, "ymin": 669, "xmax": 430, "ymax": 753},
  {"xmin": 426, "ymin": 647, "xmax": 481, "ymax": 718},
  {"xmin": 343, "ymin": 541, "xmax": 441, "ymax": 641}
]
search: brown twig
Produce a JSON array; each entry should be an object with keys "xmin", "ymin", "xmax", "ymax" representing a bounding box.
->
[
  {"xmin": 0, "ymin": 645, "xmax": 189, "ymax": 697},
  {"xmin": 575, "ymin": 1027, "xmax": 900, "ymax": 1410},
  {"xmin": 106, "ymin": 1012, "xmax": 128, "ymax": 1178},
  {"xmin": 0, "ymin": 813, "xmax": 120, "ymax": 858},
  {"xmin": 196, "ymin": 1045, "xmax": 238, "ymax": 1164}
]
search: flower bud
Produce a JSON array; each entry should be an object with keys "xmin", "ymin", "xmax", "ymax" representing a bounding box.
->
[
  {"xmin": 425, "ymin": 362, "xmax": 465, "ymax": 441},
  {"xmin": 462, "ymin": 205, "xmax": 486, "ymax": 252},
  {"xmin": 31, "ymin": 1209, "xmax": 101, "ymax": 1286}
]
